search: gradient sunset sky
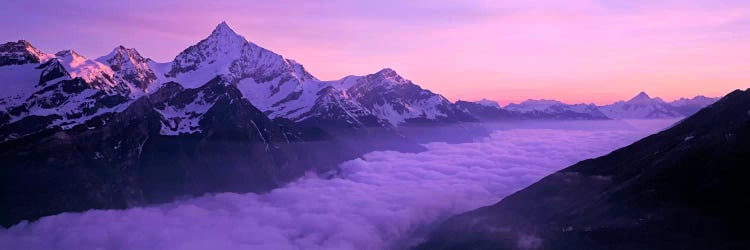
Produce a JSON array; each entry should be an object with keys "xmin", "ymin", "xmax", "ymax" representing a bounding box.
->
[{"xmin": 2, "ymin": 0, "xmax": 749, "ymax": 105}]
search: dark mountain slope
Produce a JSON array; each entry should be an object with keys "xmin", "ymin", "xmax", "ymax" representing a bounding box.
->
[
  {"xmin": 418, "ymin": 89, "xmax": 750, "ymax": 250},
  {"xmin": 0, "ymin": 78, "xmax": 315, "ymax": 227}
]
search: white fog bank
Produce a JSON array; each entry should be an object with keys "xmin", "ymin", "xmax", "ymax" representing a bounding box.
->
[{"xmin": 0, "ymin": 120, "xmax": 678, "ymax": 250}]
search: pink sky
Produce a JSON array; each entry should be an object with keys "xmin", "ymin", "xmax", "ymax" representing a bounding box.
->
[{"xmin": 2, "ymin": 0, "xmax": 749, "ymax": 105}]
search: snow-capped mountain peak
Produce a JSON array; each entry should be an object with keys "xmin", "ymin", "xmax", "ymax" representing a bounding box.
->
[
  {"xmin": 342, "ymin": 68, "xmax": 473, "ymax": 126},
  {"xmin": 371, "ymin": 68, "xmax": 410, "ymax": 85},
  {"xmin": 55, "ymin": 50, "xmax": 89, "ymax": 67},
  {"xmin": 206, "ymin": 21, "xmax": 248, "ymax": 52},
  {"xmin": 600, "ymin": 91, "xmax": 682, "ymax": 119},
  {"xmin": 505, "ymin": 99, "xmax": 566, "ymax": 112},
  {"xmin": 211, "ymin": 21, "xmax": 243, "ymax": 39},
  {"xmin": 2, "ymin": 23, "xmax": 472, "ymax": 130},
  {"xmin": 100, "ymin": 45, "xmax": 145, "ymax": 60},
  {"xmin": 633, "ymin": 91, "xmax": 650, "ymax": 99},
  {"xmin": 166, "ymin": 21, "xmax": 316, "ymax": 89},
  {"xmin": 96, "ymin": 46, "xmax": 157, "ymax": 91},
  {"xmin": 52, "ymin": 49, "xmax": 129, "ymax": 94},
  {"xmin": 475, "ymin": 98, "xmax": 501, "ymax": 108},
  {"xmin": 502, "ymin": 99, "xmax": 608, "ymax": 119},
  {"xmin": 627, "ymin": 91, "xmax": 664, "ymax": 104},
  {"xmin": 0, "ymin": 40, "xmax": 53, "ymax": 66},
  {"xmin": 670, "ymin": 95, "xmax": 717, "ymax": 107},
  {"xmin": 522, "ymin": 99, "xmax": 564, "ymax": 105},
  {"xmin": 55, "ymin": 49, "xmax": 80, "ymax": 58}
]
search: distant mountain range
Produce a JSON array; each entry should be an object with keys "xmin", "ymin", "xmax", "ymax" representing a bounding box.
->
[
  {"xmin": 418, "ymin": 88, "xmax": 750, "ymax": 249},
  {"xmin": 0, "ymin": 22, "xmax": 720, "ymax": 227},
  {"xmin": 459, "ymin": 92, "xmax": 718, "ymax": 121}
]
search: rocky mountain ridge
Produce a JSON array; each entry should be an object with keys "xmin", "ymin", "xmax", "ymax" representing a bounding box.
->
[
  {"xmin": 461, "ymin": 92, "xmax": 718, "ymax": 121},
  {"xmin": 0, "ymin": 22, "xmax": 459, "ymax": 227}
]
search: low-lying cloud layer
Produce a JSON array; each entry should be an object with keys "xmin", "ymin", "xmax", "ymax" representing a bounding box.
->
[{"xmin": 0, "ymin": 120, "xmax": 676, "ymax": 250}]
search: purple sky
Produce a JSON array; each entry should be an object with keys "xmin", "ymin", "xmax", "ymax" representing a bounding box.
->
[{"xmin": 2, "ymin": 0, "xmax": 749, "ymax": 104}]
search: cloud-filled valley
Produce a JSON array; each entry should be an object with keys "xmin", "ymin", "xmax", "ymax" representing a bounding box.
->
[{"xmin": 0, "ymin": 120, "xmax": 677, "ymax": 250}]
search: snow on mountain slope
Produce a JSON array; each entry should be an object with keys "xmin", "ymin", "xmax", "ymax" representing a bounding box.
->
[
  {"xmin": 1, "ymin": 41, "xmax": 140, "ymax": 98},
  {"xmin": 158, "ymin": 22, "xmax": 471, "ymax": 127},
  {"xmin": 12, "ymin": 81, "xmax": 132, "ymax": 127},
  {"xmin": 166, "ymin": 22, "xmax": 316, "ymax": 87},
  {"xmin": 667, "ymin": 95, "xmax": 718, "ymax": 117},
  {"xmin": 96, "ymin": 46, "xmax": 158, "ymax": 95},
  {"xmin": 475, "ymin": 98, "xmax": 501, "ymax": 108},
  {"xmin": 0, "ymin": 41, "xmax": 136, "ymax": 141},
  {"xmin": 342, "ymin": 68, "xmax": 475, "ymax": 126},
  {"xmin": 505, "ymin": 99, "xmax": 566, "ymax": 112},
  {"xmin": 0, "ymin": 78, "xmax": 133, "ymax": 142},
  {"xmin": 505, "ymin": 99, "xmax": 609, "ymax": 119},
  {"xmin": 599, "ymin": 92, "xmax": 684, "ymax": 119},
  {"xmin": 53, "ymin": 50, "xmax": 130, "ymax": 95},
  {"xmin": 0, "ymin": 41, "xmax": 56, "ymax": 107},
  {"xmin": 455, "ymin": 100, "xmax": 521, "ymax": 121},
  {"xmin": 295, "ymin": 84, "xmax": 387, "ymax": 127},
  {"xmin": 670, "ymin": 95, "xmax": 717, "ymax": 107},
  {"xmin": 150, "ymin": 79, "xmax": 263, "ymax": 136},
  {"xmin": 154, "ymin": 89, "xmax": 213, "ymax": 135},
  {"xmin": 164, "ymin": 22, "xmax": 326, "ymax": 121}
]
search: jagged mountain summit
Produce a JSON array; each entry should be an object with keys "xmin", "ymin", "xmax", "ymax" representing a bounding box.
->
[
  {"xmin": 598, "ymin": 91, "xmax": 711, "ymax": 119},
  {"xmin": 463, "ymin": 92, "xmax": 718, "ymax": 121},
  {"xmin": 0, "ymin": 41, "xmax": 135, "ymax": 140},
  {"xmin": 475, "ymin": 98, "xmax": 501, "ymax": 108},
  {"xmin": 96, "ymin": 46, "xmax": 158, "ymax": 92},
  {"xmin": 0, "ymin": 40, "xmax": 53, "ymax": 66},
  {"xmin": 0, "ymin": 22, "xmax": 474, "ymax": 227},
  {"xmin": 457, "ymin": 98, "xmax": 610, "ymax": 121},
  {"xmin": 418, "ymin": 88, "xmax": 750, "ymax": 250},
  {"xmin": 505, "ymin": 99, "xmax": 609, "ymax": 120},
  {"xmin": 165, "ymin": 22, "xmax": 319, "ymax": 120},
  {"xmin": 455, "ymin": 100, "xmax": 519, "ymax": 121},
  {"xmin": 160, "ymin": 22, "xmax": 472, "ymax": 127},
  {"xmin": 0, "ymin": 22, "xmax": 474, "ymax": 141},
  {"xmin": 670, "ymin": 95, "xmax": 717, "ymax": 107},
  {"xmin": 669, "ymin": 95, "xmax": 720, "ymax": 116},
  {"xmin": 335, "ymin": 68, "xmax": 475, "ymax": 126}
]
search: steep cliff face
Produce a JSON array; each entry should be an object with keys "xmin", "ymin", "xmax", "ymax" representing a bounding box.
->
[{"xmin": 419, "ymin": 89, "xmax": 750, "ymax": 250}]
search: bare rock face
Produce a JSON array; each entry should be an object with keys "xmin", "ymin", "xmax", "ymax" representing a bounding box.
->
[
  {"xmin": 0, "ymin": 40, "xmax": 49, "ymax": 66},
  {"xmin": 418, "ymin": 89, "xmax": 750, "ymax": 250}
]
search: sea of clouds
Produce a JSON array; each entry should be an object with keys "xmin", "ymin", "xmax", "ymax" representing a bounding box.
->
[{"xmin": 0, "ymin": 120, "xmax": 677, "ymax": 250}]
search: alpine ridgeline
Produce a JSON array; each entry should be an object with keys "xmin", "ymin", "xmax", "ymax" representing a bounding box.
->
[
  {"xmin": 0, "ymin": 22, "xmax": 480, "ymax": 227},
  {"xmin": 458, "ymin": 92, "xmax": 717, "ymax": 121}
]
